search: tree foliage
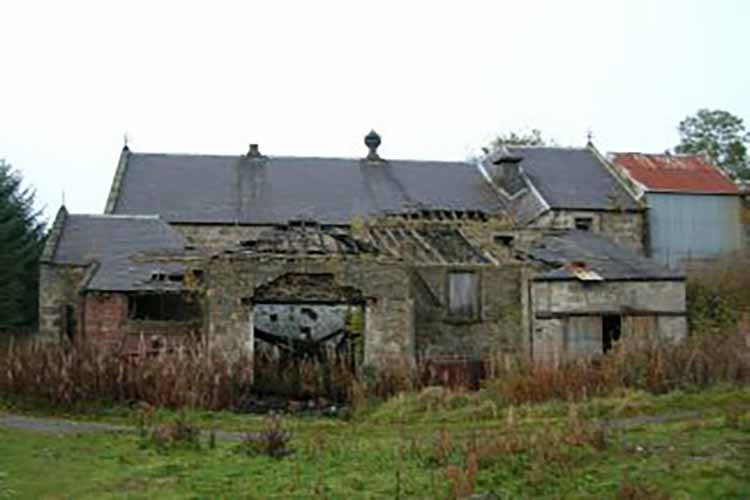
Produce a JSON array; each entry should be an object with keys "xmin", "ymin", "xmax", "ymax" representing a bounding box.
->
[
  {"xmin": 0, "ymin": 159, "xmax": 45, "ymax": 332},
  {"xmin": 482, "ymin": 128, "xmax": 548, "ymax": 156},
  {"xmin": 675, "ymin": 109, "xmax": 750, "ymax": 178}
]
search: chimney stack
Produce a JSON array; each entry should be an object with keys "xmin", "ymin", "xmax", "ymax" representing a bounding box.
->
[
  {"xmin": 247, "ymin": 143, "xmax": 262, "ymax": 158},
  {"xmin": 488, "ymin": 145, "xmax": 525, "ymax": 195}
]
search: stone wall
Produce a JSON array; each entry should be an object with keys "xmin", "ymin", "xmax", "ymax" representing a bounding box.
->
[
  {"xmin": 413, "ymin": 264, "xmax": 525, "ymax": 359},
  {"xmin": 530, "ymin": 209, "xmax": 646, "ymax": 254},
  {"xmin": 530, "ymin": 279, "xmax": 687, "ymax": 364},
  {"xmin": 38, "ymin": 263, "xmax": 86, "ymax": 340},
  {"xmin": 202, "ymin": 255, "xmax": 414, "ymax": 367}
]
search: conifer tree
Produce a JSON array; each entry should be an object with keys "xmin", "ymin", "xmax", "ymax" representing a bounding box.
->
[{"xmin": 0, "ymin": 159, "xmax": 45, "ymax": 332}]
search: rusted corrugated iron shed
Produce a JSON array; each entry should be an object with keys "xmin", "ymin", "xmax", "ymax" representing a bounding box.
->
[
  {"xmin": 611, "ymin": 152, "xmax": 743, "ymax": 268},
  {"xmin": 611, "ymin": 153, "xmax": 739, "ymax": 194}
]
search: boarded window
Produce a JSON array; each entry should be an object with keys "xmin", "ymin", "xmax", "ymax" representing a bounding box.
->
[
  {"xmin": 564, "ymin": 316, "xmax": 602, "ymax": 359},
  {"xmin": 448, "ymin": 272, "xmax": 479, "ymax": 318},
  {"xmin": 128, "ymin": 294, "xmax": 200, "ymax": 321}
]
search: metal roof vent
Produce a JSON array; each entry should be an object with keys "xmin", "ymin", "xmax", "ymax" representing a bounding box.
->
[{"xmin": 365, "ymin": 130, "xmax": 383, "ymax": 162}]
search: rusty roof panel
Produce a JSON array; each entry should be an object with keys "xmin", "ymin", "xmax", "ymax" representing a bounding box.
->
[{"xmin": 611, "ymin": 153, "xmax": 739, "ymax": 194}]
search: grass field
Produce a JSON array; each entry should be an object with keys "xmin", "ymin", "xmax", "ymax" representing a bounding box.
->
[{"xmin": 1, "ymin": 385, "xmax": 749, "ymax": 499}]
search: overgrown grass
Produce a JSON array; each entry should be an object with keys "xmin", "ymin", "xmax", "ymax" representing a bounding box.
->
[
  {"xmin": 2, "ymin": 325, "xmax": 748, "ymax": 418},
  {"xmin": 1, "ymin": 387, "xmax": 749, "ymax": 498}
]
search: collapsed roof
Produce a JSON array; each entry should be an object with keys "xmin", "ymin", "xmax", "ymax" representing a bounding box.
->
[{"xmin": 524, "ymin": 230, "xmax": 683, "ymax": 281}]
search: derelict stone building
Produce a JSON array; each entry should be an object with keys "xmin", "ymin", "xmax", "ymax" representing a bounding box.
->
[{"xmin": 39, "ymin": 132, "xmax": 687, "ymax": 367}]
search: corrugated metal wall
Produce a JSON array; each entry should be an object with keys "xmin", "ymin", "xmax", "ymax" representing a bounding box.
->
[{"xmin": 647, "ymin": 193, "xmax": 742, "ymax": 268}]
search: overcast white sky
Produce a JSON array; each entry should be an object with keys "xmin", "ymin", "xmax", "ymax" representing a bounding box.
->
[{"xmin": 1, "ymin": 0, "xmax": 748, "ymax": 222}]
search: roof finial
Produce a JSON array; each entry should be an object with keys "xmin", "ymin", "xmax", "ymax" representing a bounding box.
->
[
  {"xmin": 123, "ymin": 132, "xmax": 130, "ymax": 150},
  {"xmin": 364, "ymin": 130, "xmax": 382, "ymax": 162},
  {"xmin": 586, "ymin": 129, "xmax": 594, "ymax": 146},
  {"xmin": 61, "ymin": 189, "xmax": 66, "ymax": 207}
]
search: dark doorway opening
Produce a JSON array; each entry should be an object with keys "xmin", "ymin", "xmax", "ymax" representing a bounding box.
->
[
  {"xmin": 602, "ymin": 315, "xmax": 622, "ymax": 353},
  {"xmin": 63, "ymin": 305, "xmax": 76, "ymax": 341}
]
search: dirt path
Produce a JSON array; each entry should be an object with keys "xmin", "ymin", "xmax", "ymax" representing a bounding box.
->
[
  {"xmin": 0, "ymin": 410, "xmax": 708, "ymax": 440},
  {"xmin": 0, "ymin": 413, "xmax": 246, "ymax": 441}
]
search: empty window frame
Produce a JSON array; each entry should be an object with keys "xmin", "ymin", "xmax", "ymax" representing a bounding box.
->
[
  {"xmin": 447, "ymin": 271, "xmax": 480, "ymax": 319},
  {"xmin": 128, "ymin": 293, "xmax": 200, "ymax": 321},
  {"xmin": 574, "ymin": 217, "xmax": 594, "ymax": 231}
]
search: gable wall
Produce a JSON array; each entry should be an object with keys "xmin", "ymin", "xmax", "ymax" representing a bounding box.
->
[{"xmin": 528, "ymin": 209, "xmax": 646, "ymax": 254}]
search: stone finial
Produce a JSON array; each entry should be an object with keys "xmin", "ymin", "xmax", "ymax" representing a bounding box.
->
[{"xmin": 365, "ymin": 130, "xmax": 382, "ymax": 162}]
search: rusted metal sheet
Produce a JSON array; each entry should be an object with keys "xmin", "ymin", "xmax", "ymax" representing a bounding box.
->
[{"xmin": 612, "ymin": 153, "xmax": 739, "ymax": 194}]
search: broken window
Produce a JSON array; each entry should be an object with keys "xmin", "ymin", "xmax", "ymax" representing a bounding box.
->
[
  {"xmin": 447, "ymin": 271, "xmax": 479, "ymax": 319},
  {"xmin": 128, "ymin": 293, "xmax": 201, "ymax": 321},
  {"xmin": 574, "ymin": 217, "xmax": 593, "ymax": 231}
]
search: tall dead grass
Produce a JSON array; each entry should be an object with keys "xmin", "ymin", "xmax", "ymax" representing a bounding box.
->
[
  {"xmin": 486, "ymin": 327, "xmax": 750, "ymax": 406},
  {"xmin": 0, "ymin": 338, "xmax": 365, "ymax": 410}
]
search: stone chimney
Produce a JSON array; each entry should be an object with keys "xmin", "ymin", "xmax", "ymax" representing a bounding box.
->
[
  {"xmin": 487, "ymin": 145, "xmax": 524, "ymax": 195},
  {"xmin": 247, "ymin": 143, "xmax": 263, "ymax": 158},
  {"xmin": 364, "ymin": 130, "xmax": 383, "ymax": 162}
]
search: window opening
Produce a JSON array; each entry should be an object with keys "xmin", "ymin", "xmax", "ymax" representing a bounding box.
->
[
  {"xmin": 128, "ymin": 294, "xmax": 200, "ymax": 321},
  {"xmin": 574, "ymin": 217, "xmax": 593, "ymax": 231}
]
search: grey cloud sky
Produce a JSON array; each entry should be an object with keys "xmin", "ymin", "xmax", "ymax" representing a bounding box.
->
[{"xmin": 1, "ymin": 0, "xmax": 748, "ymax": 222}]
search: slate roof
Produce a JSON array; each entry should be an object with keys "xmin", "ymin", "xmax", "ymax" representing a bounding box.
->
[
  {"xmin": 610, "ymin": 153, "xmax": 740, "ymax": 195},
  {"xmin": 109, "ymin": 151, "xmax": 503, "ymax": 224},
  {"xmin": 509, "ymin": 147, "xmax": 640, "ymax": 212},
  {"xmin": 525, "ymin": 230, "xmax": 682, "ymax": 281},
  {"xmin": 50, "ymin": 213, "xmax": 189, "ymax": 292}
]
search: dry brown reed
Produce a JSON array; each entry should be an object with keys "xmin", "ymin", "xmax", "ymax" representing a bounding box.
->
[{"xmin": 484, "ymin": 326, "xmax": 750, "ymax": 406}]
